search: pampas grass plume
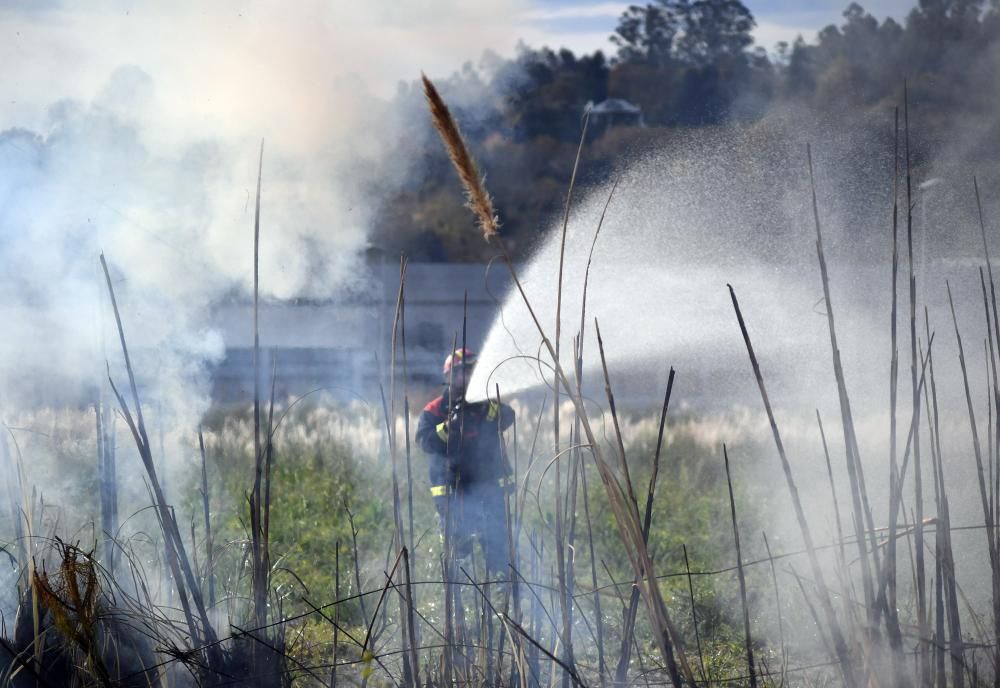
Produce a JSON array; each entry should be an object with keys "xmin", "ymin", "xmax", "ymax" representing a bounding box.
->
[{"xmin": 421, "ymin": 73, "xmax": 499, "ymax": 241}]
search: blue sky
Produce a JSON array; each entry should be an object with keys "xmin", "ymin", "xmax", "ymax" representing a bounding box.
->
[{"xmin": 522, "ymin": 0, "xmax": 917, "ymax": 55}]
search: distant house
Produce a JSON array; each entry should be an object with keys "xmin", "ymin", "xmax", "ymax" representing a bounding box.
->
[{"xmin": 587, "ymin": 98, "xmax": 645, "ymax": 131}]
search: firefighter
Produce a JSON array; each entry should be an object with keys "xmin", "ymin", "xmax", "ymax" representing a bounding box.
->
[{"xmin": 416, "ymin": 347, "xmax": 515, "ymax": 575}]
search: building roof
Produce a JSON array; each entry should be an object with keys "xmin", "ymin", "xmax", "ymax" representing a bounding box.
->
[
  {"xmin": 590, "ymin": 98, "xmax": 642, "ymax": 115},
  {"xmin": 211, "ymin": 262, "xmax": 514, "ymax": 349}
]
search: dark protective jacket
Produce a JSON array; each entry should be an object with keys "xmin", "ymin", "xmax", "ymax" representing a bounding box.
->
[{"xmin": 415, "ymin": 389, "xmax": 515, "ymax": 496}]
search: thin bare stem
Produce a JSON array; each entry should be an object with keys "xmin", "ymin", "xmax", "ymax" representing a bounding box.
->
[{"xmin": 728, "ymin": 282, "xmax": 854, "ymax": 687}]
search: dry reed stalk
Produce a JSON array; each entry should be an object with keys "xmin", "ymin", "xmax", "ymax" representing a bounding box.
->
[
  {"xmin": 442, "ymin": 329, "xmax": 458, "ymax": 688},
  {"xmin": 387, "ymin": 256, "xmax": 416, "ymax": 688},
  {"xmin": 600, "ymin": 561, "xmax": 656, "ymax": 688},
  {"xmin": 510, "ymin": 556, "xmax": 561, "ymax": 644},
  {"xmin": 681, "ymin": 544, "xmax": 707, "ymax": 685},
  {"xmin": 460, "ymin": 291, "xmax": 468, "ymax": 455},
  {"xmin": 980, "ymin": 267, "xmax": 1000, "ymax": 533},
  {"xmin": 902, "ymin": 89, "xmax": 930, "ymax": 686},
  {"xmin": 100, "ymin": 254, "xmax": 217, "ymax": 661},
  {"xmin": 95, "ymin": 401, "xmax": 118, "ymax": 578},
  {"xmin": 3, "ymin": 430, "xmax": 39, "ymax": 676},
  {"xmin": 345, "ymin": 503, "xmax": 369, "ymax": 622},
  {"xmin": 724, "ymin": 445, "xmax": 757, "ymax": 688},
  {"xmin": 580, "ymin": 452, "xmax": 607, "ymax": 687},
  {"xmin": 552, "ymin": 109, "xmax": 590, "ymax": 688},
  {"xmin": 480, "ymin": 571, "xmax": 491, "ymax": 680},
  {"xmin": 946, "ymin": 280, "xmax": 1000, "ymax": 661},
  {"xmin": 332, "ymin": 541, "xmax": 340, "ymax": 688},
  {"xmin": 886, "ymin": 105, "xmax": 904, "ymax": 663},
  {"xmin": 361, "ymin": 549, "xmax": 405, "ymax": 670},
  {"xmin": 401, "ymin": 286, "xmax": 416, "ymax": 572},
  {"xmin": 421, "ymin": 74, "xmax": 498, "ymax": 240},
  {"xmin": 934, "ymin": 557, "xmax": 945, "ymax": 688},
  {"xmin": 761, "ymin": 532, "xmax": 786, "ymax": 687},
  {"xmin": 546, "ymin": 563, "xmax": 559, "ymax": 688},
  {"xmin": 565, "ymin": 432, "xmax": 581, "ymax": 633},
  {"xmin": 617, "ymin": 369, "xmax": 674, "ymax": 684},
  {"xmin": 589, "ymin": 275, "xmax": 682, "ymax": 673},
  {"xmin": 239, "ymin": 147, "xmax": 286, "ymax": 687},
  {"xmin": 577, "ymin": 177, "xmax": 620, "ymax": 378},
  {"xmin": 645, "ymin": 370, "xmax": 674, "ymax": 539},
  {"xmin": 504, "ymin": 402, "xmax": 525, "ymax": 688},
  {"xmin": 988, "ymin": 336, "xmax": 996, "ymax": 540},
  {"xmin": 198, "ymin": 427, "xmax": 214, "ymax": 609},
  {"xmin": 808, "ymin": 145, "xmax": 879, "ymax": 626},
  {"xmin": 250, "ymin": 139, "xmax": 268, "ymax": 638},
  {"xmin": 494, "ymin": 382, "xmax": 514, "ymax": 673},
  {"xmin": 518, "ymin": 545, "xmax": 540, "ymax": 652},
  {"xmin": 515, "ymin": 398, "xmax": 548, "ymax": 546},
  {"xmin": 0, "ymin": 434, "xmax": 25, "ymax": 583},
  {"xmin": 975, "ymin": 183, "xmax": 1000, "ymax": 668},
  {"xmin": 816, "ymin": 411, "xmax": 846, "ymax": 568},
  {"xmin": 457, "ymin": 297, "xmax": 475, "ymax": 676},
  {"xmin": 459, "ymin": 567, "xmax": 513, "ymax": 685},
  {"xmin": 263, "ymin": 357, "xmax": 277, "ymax": 561},
  {"xmin": 499, "ymin": 586, "xmax": 532, "ymax": 688},
  {"xmin": 593, "ymin": 322, "xmax": 694, "ymax": 688},
  {"xmin": 880, "ymin": 335, "xmax": 934, "ymax": 550},
  {"xmin": 595, "ymin": 324, "xmax": 635, "ymax": 514},
  {"xmin": 105, "ymin": 415, "xmax": 117, "ymax": 562},
  {"xmin": 591, "ymin": 317, "xmax": 675, "ymax": 683},
  {"xmin": 728, "ymin": 283, "xmax": 855, "ymax": 687},
  {"xmin": 925, "ymin": 308, "xmax": 965, "ymax": 687},
  {"xmin": 790, "ymin": 567, "xmax": 836, "ymax": 663},
  {"xmin": 975, "ymin": 178, "xmax": 1000, "ymax": 513},
  {"xmin": 924, "ymin": 350, "xmax": 947, "ymax": 688},
  {"xmin": 402, "ymin": 547, "xmax": 420, "ymax": 688},
  {"xmin": 553, "ymin": 366, "xmax": 572, "ymax": 684},
  {"xmin": 498, "ymin": 607, "xmax": 587, "ymax": 688}
]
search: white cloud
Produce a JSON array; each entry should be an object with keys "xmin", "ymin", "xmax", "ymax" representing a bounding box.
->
[
  {"xmin": 519, "ymin": 2, "xmax": 627, "ymax": 21},
  {"xmin": 512, "ymin": 25, "xmax": 616, "ymax": 54},
  {"xmin": 753, "ymin": 19, "xmax": 817, "ymax": 51}
]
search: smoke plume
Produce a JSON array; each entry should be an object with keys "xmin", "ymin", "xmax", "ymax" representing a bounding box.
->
[{"xmin": 0, "ymin": 0, "xmax": 528, "ymax": 422}]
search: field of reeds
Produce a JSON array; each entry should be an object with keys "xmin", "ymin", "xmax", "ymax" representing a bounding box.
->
[{"xmin": 2, "ymin": 78, "xmax": 1000, "ymax": 688}]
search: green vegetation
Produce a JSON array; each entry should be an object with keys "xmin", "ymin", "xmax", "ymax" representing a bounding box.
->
[{"xmin": 194, "ymin": 399, "xmax": 772, "ymax": 679}]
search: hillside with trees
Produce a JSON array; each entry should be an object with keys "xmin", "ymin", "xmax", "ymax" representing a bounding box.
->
[{"xmin": 373, "ymin": 0, "xmax": 1000, "ymax": 262}]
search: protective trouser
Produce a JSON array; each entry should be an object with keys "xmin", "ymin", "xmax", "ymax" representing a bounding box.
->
[{"xmin": 430, "ymin": 479, "xmax": 510, "ymax": 575}]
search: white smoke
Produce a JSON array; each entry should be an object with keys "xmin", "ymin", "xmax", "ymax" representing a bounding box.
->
[{"xmin": 0, "ymin": 0, "xmax": 531, "ymax": 421}]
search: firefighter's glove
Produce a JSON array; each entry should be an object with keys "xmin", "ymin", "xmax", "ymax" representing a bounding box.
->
[
  {"xmin": 485, "ymin": 400, "xmax": 501, "ymax": 421},
  {"xmin": 448, "ymin": 400, "xmax": 487, "ymax": 426},
  {"xmin": 448, "ymin": 403, "xmax": 464, "ymax": 428},
  {"xmin": 435, "ymin": 416, "xmax": 461, "ymax": 444},
  {"xmin": 436, "ymin": 403, "xmax": 466, "ymax": 445}
]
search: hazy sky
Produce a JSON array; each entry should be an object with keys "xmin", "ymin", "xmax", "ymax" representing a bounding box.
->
[
  {"xmin": 0, "ymin": 0, "xmax": 917, "ymax": 132},
  {"xmin": 526, "ymin": 0, "xmax": 917, "ymax": 56}
]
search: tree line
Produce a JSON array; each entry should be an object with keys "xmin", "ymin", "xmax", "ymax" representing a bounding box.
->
[{"xmin": 373, "ymin": 0, "xmax": 1000, "ymax": 262}]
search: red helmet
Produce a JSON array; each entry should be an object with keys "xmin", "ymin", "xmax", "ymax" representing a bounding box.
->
[{"xmin": 443, "ymin": 348, "xmax": 476, "ymax": 377}]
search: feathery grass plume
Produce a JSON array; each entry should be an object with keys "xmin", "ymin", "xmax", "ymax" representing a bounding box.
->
[{"xmin": 421, "ymin": 73, "xmax": 499, "ymax": 240}]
